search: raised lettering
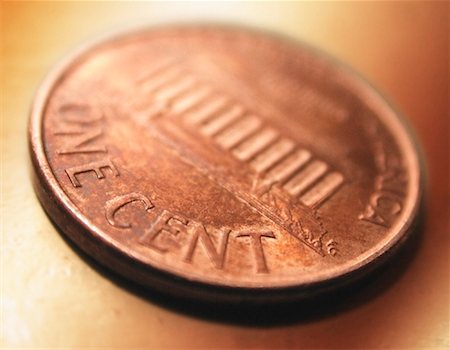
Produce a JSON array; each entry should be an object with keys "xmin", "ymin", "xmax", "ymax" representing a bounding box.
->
[
  {"xmin": 140, "ymin": 210, "xmax": 188, "ymax": 253},
  {"xmin": 58, "ymin": 103, "xmax": 103, "ymax": 124},
  {"xmin": 184, "ymin": 225, "xmax": 231, "ymax": 269},
  {"xmin": 375, "ymin": 168, "xmax": 407, "ymax": 196},
  {"xmin": 236, "ymin": 230, "xmax": 275, "ymax": 273},
  {"xmin": 105, "ymin": 193, "xmax": 154, "ymax": 228},
  {"xmin": 56, "ymin": 127, "xmax": 106, "ymax": 155},
  {"xmin": 360, "ymin": 192, "xmax": 403, "ymax": 228},
  {"xmin": 65, "ymin": 159, "xmax": 119, "ymax": 187}
]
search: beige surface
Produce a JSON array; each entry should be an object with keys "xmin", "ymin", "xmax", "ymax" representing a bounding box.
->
[{"xmin": 1, "ymin": 2, "xmax": 449, "ymax": 348}]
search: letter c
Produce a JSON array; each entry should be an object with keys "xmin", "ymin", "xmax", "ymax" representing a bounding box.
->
[{"xmin": 105, "ymin": 192, "xmax": 154, "ymax": 228}]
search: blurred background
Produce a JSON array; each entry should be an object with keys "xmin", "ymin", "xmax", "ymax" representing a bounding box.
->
[{"xmin": 2, "ymin": 1, "xmax": 448, "ymax": 348}]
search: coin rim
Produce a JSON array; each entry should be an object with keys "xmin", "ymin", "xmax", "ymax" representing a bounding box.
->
[{"xmin": 29, "ymin": 23, "xmax": 423, "ymax": 294}]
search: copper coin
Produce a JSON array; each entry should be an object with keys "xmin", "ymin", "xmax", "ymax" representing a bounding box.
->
[{"xmin": 29, "ymin": 25, "xmax": 423, "ymax": 302}]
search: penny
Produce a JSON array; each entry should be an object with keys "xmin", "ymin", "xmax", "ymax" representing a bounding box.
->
[{"xmin": 29, "ymin": 25, "xmax": 423, "ymax": 302}]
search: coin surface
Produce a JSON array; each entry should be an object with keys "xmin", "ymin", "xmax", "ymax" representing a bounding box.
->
[{"xmin": 29, "ymin": 25, "xmax": 422, "ymax": 302}]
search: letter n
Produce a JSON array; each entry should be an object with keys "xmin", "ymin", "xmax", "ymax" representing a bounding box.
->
[{"xmin": 184, "ymin": 225, "xmax": 231, "ymax": 269}]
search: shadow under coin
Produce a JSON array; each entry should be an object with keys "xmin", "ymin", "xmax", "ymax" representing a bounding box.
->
[{"xmin": 46, "ymin": 209, "xmax": 424, "ymax": 328}]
